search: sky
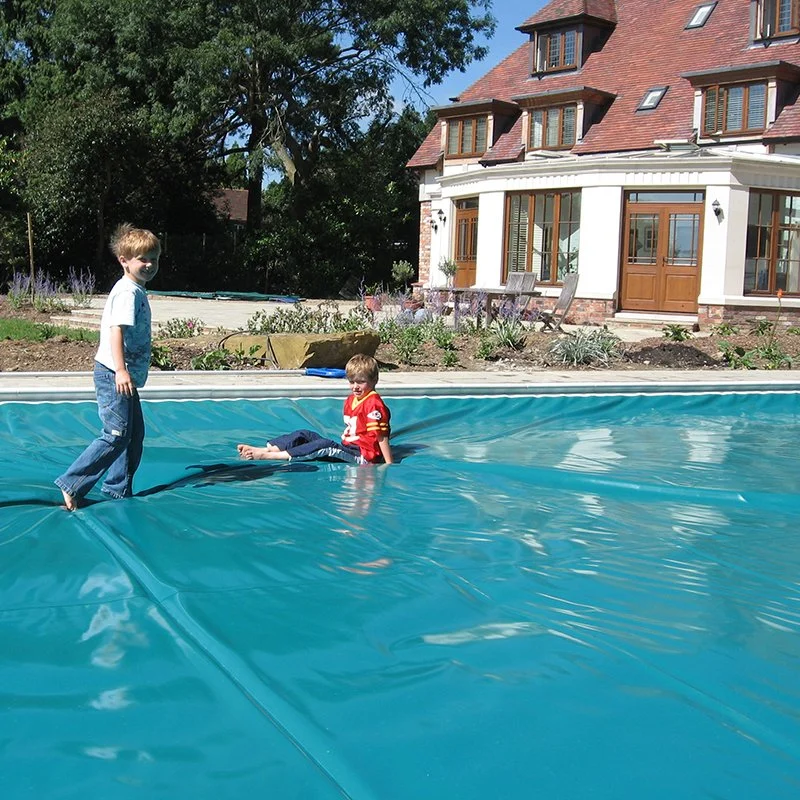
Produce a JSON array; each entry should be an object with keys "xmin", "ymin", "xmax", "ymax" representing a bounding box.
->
[{"xmin": 423, "ymin": 0, "xmax": 547, "ymax": 108}]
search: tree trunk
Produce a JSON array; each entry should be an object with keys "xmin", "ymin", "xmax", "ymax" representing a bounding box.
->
[{"xmin": 246, "ymin": 122, "xmax": 265, "ymax": 231}]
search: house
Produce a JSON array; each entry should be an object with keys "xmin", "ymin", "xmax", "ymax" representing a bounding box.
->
[{"xmin": 407, "ymin": 0, "xmax": 800, "ymax": 326}]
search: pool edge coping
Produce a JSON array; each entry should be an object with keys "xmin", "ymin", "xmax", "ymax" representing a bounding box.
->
[{"xmin": 2, "ymin": 369, "xmax": 800, "ymax": 402}]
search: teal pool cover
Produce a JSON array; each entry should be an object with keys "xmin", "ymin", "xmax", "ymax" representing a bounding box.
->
[{"xmin": 1, "ymin": 390, "xmax": 799, "ymax": 799}]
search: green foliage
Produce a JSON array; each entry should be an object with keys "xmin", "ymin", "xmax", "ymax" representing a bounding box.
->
[
  {"xmin": 150, "ymin": 343, "xmax": 175, "ymax": 370},
  {"xmin": 0, "ymin": 318, "xmax": 98, "ymax": 343},
  {"xmin": 190, "ymin": 349, "xmax": 232, "ymax": 370},
  {"xmin": 441, "ymin": 349, "xmax": 460, "ymax": 367},
  {"xmin": 246, "ymin": 302, "xmax": 372, "ymax": 335},
  {"xmin": 491, "ymin": 317, "xmax": 525, "ymax": 350},
  {"xmin": 438, "ymin": 257, "xmax": 459, "ymax": 279},
  {"xmin": 157, "ymin": 317, "xmax": 205, "ymax": 338},
  {"xmin": 749, "ymin": 319, "xmax": 774, "ymax": 336},
  {"xmin": 392, "ymin": 325, "xmax": 425, "ymax": 364},
  {"xmin": 662, "ymin": 324, "xmax": 692, "ymax": 342},
  {"xmin": 718, "ymin": 340, "xmax": 793, "ymax": 370},
  {"xmin": 711, "ymin": 322, "xmax": 739, "ymax": 336},
  {"xmin": 548, "ymin": 328, "xmax": 623, "ymax": 367},
  {"xmin": 475, "ymin": 333, "xmax": 499, "ymax": 361},
  {"xmin": 391, "ymin": 259, "xmax": 415, "ymax": 289},
  {"xmin": 787, "ymin": 326, "xmax": 800, "ymax": 335}
]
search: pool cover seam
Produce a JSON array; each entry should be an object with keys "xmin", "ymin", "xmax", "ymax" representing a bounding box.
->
[{"xmin": 73, "ymin": 511, "xmax": 375, "ymax": 800}]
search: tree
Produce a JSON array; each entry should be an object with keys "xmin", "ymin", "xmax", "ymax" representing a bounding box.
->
[
  {"xmin": 183, "ymin": 0, "xmax": 495, "ymax": 228},
  {"xmin": 247, "ymin": 106, "xmax": 429, "ymax": 296}
]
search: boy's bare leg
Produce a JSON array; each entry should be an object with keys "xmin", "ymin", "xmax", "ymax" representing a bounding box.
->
[
  {"xmin": 60, "ymin": 488, "xmax": 78, "ymax": 511},
  {"xmin": 237, "ymin": 444, "xmax": 290, "ymax": 461}
]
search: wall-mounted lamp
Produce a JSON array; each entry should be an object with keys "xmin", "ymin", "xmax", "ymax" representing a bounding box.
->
[
  {"xmin": 712, "ymin": 199, "xmax": 722, "ymax": 218},
  {"xmin": 429, "ymin": 208, "xmax": 447, "ymax": 233}
]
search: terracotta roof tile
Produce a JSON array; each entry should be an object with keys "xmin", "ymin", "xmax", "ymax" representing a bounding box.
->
[
  {"xmin": 407, "ymin": 126, "xmax": 443, "ymax": 169},
  {"xmin": 520, "ymin": 0, "xmax": 617, "ymax": 28},
  {"xmin": 212, "ymin": 189, "xmax": 248, "ymax": 223},
  {"xmin": 409, "ymin": 0, "xmax": 800, "ymax": 166},
  {"xmin": 480, "ymin": 117, "xmax": 525, "ymax": 164}
]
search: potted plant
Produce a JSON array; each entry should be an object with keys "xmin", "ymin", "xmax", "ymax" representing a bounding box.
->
[
  {"xmin": 392, "ymin": 259, "xmax": 422, "ymax": 310},
  {"xmin": 438, "ymin": 257, "xmax": 459, "ymax": 287},
  {"xmin": 362, "ymin": 282, "xmax": 384, "ymax": 312}
]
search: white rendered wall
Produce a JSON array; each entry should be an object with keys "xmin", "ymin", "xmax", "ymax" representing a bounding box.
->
[
  {"xmin": 474, "ymin": 192, "xmax": 505, "ymax": 287},
  {"xmin": 578, "ymin": 187, "xmax": 624, "ymax": 301}
]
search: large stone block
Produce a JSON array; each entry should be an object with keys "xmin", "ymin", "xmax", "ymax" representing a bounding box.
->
[{"xmin": 221, "ymin": 330, "xmax": 380, "ymax": 369}]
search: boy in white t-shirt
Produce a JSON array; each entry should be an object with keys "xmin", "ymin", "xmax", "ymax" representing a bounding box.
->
[{"xmin": 55, "ymin": 223, "xmax": 160, "ymax": 510}]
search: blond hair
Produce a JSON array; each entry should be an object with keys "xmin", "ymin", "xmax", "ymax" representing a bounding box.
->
[
  {"xmin": 110, "ymin": 223, "xmax": 161, "ymax": 260},
  {"xmin": 345, "ymin": 353, "xmax": 379, "ymax": 384}
]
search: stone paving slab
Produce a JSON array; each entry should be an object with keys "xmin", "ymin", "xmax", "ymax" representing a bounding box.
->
[{"xmin": 2, "ymin": 368, "xmax": 799, "ymax": 403}]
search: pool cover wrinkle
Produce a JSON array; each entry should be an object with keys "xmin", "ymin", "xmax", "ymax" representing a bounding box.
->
[{"xmin": 2, "ymin": 392, "xmax": 800, "ymax": 798}]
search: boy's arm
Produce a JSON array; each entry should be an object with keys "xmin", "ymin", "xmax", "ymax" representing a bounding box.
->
[
  {"xmin": 377, "ymin": 435, "xmax": 393, "ymax": 465},
  {"xmin": 110, "ymin": 325, "xmax": 134, "ymax": 395}
]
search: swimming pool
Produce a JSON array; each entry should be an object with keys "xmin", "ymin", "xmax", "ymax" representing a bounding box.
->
[{"xmin": 1, "ymin": 390, "xmax": 799, "ymax": 798}]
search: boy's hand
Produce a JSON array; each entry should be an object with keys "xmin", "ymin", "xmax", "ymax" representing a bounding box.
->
[{"xmin": 115, "ymin": 368, "xmax": 134, "ymax": 396}]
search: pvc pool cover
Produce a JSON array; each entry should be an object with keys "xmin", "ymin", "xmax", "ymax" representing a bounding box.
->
[{"xmin": 1, "ymin": 390, "xmax": 799, "ymax": 799}]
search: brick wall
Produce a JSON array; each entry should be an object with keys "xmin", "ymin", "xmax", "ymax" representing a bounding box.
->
[
  {"xmin": 523, "ymin": 296, "xmax": 615, "ymax": 325},
  {"xmin": 698, "ymin": 304, "xmax": 800, "ymax": 328},
  {"xmin": 418, "ymin": 202, "xmax": 432, "ymax": 285}
]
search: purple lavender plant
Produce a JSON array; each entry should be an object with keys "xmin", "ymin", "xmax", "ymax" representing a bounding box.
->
[
  {"xmin": 6, "ymin": 272, "xmax": 31, "ymax": 309},
  {"xmin": 31, "ymin": 271, "xmax": 62, "ymax": 312},
  {"xmin": 68, "ymin": 267, "xmax": 96, "ymax": 308}
]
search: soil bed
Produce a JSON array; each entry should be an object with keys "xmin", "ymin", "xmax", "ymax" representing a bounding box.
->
[{"xmin": 2, "ymin": 297, "xmax": 799, "ymax": 373}]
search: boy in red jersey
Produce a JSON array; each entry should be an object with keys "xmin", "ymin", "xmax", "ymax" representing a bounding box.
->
[{"xmin": 237, "ymin": 354, "xmax": 393, "ymax": 465}]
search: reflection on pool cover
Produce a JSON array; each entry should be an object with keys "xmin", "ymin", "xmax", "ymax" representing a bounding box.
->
[{"xmin": 1, "ymin": 392, "xmax": 799, "ymax": 799}]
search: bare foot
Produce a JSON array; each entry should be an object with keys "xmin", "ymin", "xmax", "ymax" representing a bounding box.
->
[
  {"xmin": 60, "ymin": 488, "xmax": 78, "ymax": 511},
  {"xmin": 237, "ymin": 444, "xmax": 290, "ymax": 461}
]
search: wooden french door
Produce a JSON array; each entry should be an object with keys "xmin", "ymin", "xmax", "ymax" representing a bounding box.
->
[
  {"xmin": 454, "ymin": 198, "xmax": 479, "ymax": 288},
  {"xmin": 621, "ymin": 192, "xmax": 703, "ymax": 313}
]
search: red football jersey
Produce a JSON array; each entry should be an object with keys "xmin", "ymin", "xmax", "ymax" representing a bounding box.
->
[{"xmin": 341, "ymin": 390, "xmax": 391, "ymax": 463}]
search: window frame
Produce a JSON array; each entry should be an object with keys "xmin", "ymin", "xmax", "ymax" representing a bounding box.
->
[
  {"xmin": 701, "ymin": 82, "xmax": 767, "ymax": 136},
  {"xmin": 528, "ymin": 105, "xmax": 578, "ymax": 150},
  {"xmin": 637, "ymin": 87, "xmax": 668, "ymax": 111},
  {"xmin": 445, "ymin": 115, "xmax": 489, "ymax": 158},
  {"xmin": 746, "ymin": 189, "xmax": 800, "ymax": 296},
  {"xmin": 685, "ymin": 2, "xmax": 717, "ymax": 29},
  {"xmin": 535, "ymin": 28, "xmax": 578, "ymax": 73},
  {"xmin": 756, "ymin": 0, "xmax": 800, "ymax": 40},
  {"xmin": 503, "ymin": 190, "xmax": 581, "ymax": 285}
]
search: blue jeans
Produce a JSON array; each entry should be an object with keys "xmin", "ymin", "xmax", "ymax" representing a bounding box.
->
[
  {"xmin": 54, "ymin": 362, "xmax": 145, "ymax": 500},
  {"xmin": 269, "ymin": 429, "xmax": 363, "ymax": 464}
]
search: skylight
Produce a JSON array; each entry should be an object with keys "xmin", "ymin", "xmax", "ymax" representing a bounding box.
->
[
  {"xmin": 686, "ymin": 2, "xmax": 717, "ymax": 29},
  {"xmin": 637, "ymin": 87, "xmax": 668, "ymax": 111}
]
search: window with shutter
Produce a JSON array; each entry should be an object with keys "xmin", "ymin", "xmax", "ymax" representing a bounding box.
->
[
  {"xmin": 702, "ymin": 83, "xmax": 767, "ymax": 135},
  {"xmin": 445, "ymin": 116, "xmax": 490, "ymax": 157},
  {"xmin": 528, "ymin": 105, "xmax": 578, "ymax": 150}
]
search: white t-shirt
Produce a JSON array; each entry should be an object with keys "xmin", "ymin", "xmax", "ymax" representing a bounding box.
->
[{"xmin": 95, "ymin": 277, "xmax": 152, "ymax": 387}]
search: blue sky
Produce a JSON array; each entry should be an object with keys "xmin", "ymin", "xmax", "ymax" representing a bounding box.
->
[{"xmin": 424, "ymin": 0, "xmax": 546, "ymax": 107}]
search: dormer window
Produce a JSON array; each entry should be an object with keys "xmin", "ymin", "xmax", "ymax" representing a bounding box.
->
[
  {"xmin": 685, "ymin": 2, "xmax": 716, "ymax": 29},
  {"xmin": 446, "ymin": 116, "xmax": 488, "ymax": 157},
  {"xmin": 702, "ymin": 82, "xmax": 767, "ymax": 136},
  {"xmin": 756, "ymin": 0, "xmax": 799, "ymax": 39},
  {"xmin": 530, "ymin": 105, "xmax": 577, "ymax": 149},
  {"xmin": 535, "ymin": 29, "xmax": 577, "ymax": 73}
]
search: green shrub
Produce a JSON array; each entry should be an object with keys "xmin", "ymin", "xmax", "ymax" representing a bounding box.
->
[
  {"xmin": 711, "ymin": 322, "xmax": 739, "ymax": 336},
  {"xmin": 441, "ymin": 349, "xmax": 460, "ymax": 367},
  {"xmin": 190, "ymin": 349, "xmax": 232, "ymax": 370},
  {"xmin": 662, "ymin": 324, "xmax": 692, "ymax": 342},
  {"xmin": 475, "ymin": 333, "xmax": 499, "ymax": 361},
  {"xmin": 749, "ymin": 318, "xmax": 773, "ymax": 336},
  {"xmin": 392, "ymin": 325, "xmax": 424, "ymax": 364},
  {"xmin": 491, "ymin": 317, "xmax": 525, "ymax": 350},
  {"xmin": 157, "ymin": 317, "xmax": 204, "ymax": 338},
  {"xmin": 150, "ymin": 343, "xmax": 175, "ymax": 370},
  {"xmin": 549, "ymin": 328, "xmax": 623, "ymax": 367}
]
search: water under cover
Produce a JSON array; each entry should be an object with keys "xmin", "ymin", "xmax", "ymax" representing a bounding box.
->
[{"xmin": 1, "ymin": 390, "xmax": 799, "ymax": 799}]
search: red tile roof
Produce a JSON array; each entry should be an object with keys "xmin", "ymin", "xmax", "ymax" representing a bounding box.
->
[
  {"xmin": 406, "ymin": 125, "xmax": 443, "ymax": 169},
  {"xmin": 407, "ymin": 0, "xmax": 800, "ymax": 167},
  {"xmin": 480, "ymin": 116, "xmax": 525, "ymax": 164},
  {"xmin": 212, "ymin": 188, "xmax": 248, "ymax": 223},
  {"xmin": 520, "ymin": 0, "xmax": 617, "ymax": 28}
]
